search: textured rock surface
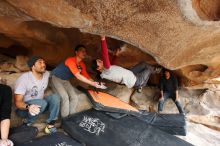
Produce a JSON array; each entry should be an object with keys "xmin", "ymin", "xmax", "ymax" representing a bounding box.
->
[
  {"xmin": 178, "ymin": 122, "xmax": 220, "ymax": 146},
  {"xmin": 192, "ymin": 0, "xmax": 220, "ymax": 21},
  {"xmin": 0, "ymin": 0, "xmax": 220, "ymax": 144},
  {"xmin": 0, "ymin": 0, "xmax": 219, "ymax": 87}
]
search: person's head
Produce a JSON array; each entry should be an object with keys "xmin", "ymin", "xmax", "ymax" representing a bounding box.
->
[
  {"xmin": 91, "ymin": 59, "xmax": 104, "ymax": 72},
  {"xmin": 27, "ymin": 56, "xmax": 46, "ymax": 73},
  {"xmin": 74, "ymin": 45, "xmax": 87, "ymax": 59},
  {"xmin": 163, "ymin": 69, "xmax": 171, "ymax": 79}
]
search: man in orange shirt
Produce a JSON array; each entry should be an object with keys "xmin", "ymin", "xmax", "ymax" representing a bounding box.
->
[{"xmin": 51, "ymin": 45, "xmax": 105, "ymax": 118}]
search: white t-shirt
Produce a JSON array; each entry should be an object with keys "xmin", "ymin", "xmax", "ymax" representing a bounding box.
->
[
  {"xmin": 15, "ymin": 71, "xmax": 50, "ymax": 102},
  {"xmin": 100, "ymin": 65, "xmax": 137, "ymax": 88}
]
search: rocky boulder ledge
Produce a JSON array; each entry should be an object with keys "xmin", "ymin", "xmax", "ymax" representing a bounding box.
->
[{"xmin": 0, "ymin": 0, "xmax": 220, "ymax": 145}]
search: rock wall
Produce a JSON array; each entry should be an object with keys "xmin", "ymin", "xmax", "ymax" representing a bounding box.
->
[
  {"xmin": 192, "ymin": 0, "xmax": 220, "ymax": 21},
  {"xmin": 0, "ymin": 1, "xmax": 220, "ymax": 144},
  {"xmin": 0, "ymin": 0, "xmax": 220, "ymax": 86}
]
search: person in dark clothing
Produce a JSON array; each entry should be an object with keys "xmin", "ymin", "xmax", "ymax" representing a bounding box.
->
[
  {"xmin": 158, "ymin": 69, "xmax": 184, "ymax": 114},
  {"xmin": 0, "ymin": 83, "xmax": 14, "ymax": 146}
]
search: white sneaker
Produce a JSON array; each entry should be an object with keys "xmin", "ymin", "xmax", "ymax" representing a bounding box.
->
[{"xmin": 137, "ymin": 87, "xmax": 142, "ymax": 93}]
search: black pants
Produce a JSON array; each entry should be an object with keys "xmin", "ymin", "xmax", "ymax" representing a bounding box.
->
[
  {"xmin": 0, "ymin": 84, "xmax": 12, "ymax": 121},
  {"xmin": 130, "ymin": 62, "xmax": 154, "ymax": 88}
]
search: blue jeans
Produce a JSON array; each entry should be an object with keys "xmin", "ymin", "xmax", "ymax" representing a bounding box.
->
[
  {"xmin": 158, "ymin": 92, "xmax": 184, "ymax": 114},
  {"xmin": 16, "ymin": 94, "xmax": 60, "ymax": 124}
]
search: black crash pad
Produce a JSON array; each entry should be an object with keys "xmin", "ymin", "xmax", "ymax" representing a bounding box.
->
[
  {"xmin": 16, "ymin": 132, "xmax": 82, "ymax": 146},
  {"xmin": 137, "ymin": 111, "xmax": 186, "ymax": 135},
  {"xmin": 7, "ymin": 126, "xmax": 38, "ymax": 145},
  {"xmin": 62, "ymin": 109, "xmax": 192, "ymax": 146},
  {"xmin": 86, "ymin": 90, "xmax": 186, "ymax": 136}
]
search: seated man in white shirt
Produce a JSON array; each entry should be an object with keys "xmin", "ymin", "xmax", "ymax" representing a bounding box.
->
[{"xmin": 14, "ymin": 56, "xmax": 60, "ymax": 134}]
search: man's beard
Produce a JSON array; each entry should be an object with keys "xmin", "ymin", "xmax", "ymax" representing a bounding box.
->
[{"xmin": 36, "ymin": 68, "xmax": 46, "ymax": 74}]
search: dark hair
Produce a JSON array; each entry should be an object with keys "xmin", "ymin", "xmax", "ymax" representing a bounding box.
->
[
  {"xmin": 74, "ymin": 44, "xmax": 86, "ymax": 52},
  {"xmin": 162, "ymin": 68, "xmax": 172, "ymax": 76},
  {"xmin": 91, "ymin": 59, "xmax": 98, "ymax": 71},
  {"xmin": 91, "ymin": 59, "xmax": 102, "ymax": 81},
  {"xmin": 162, "ymin": 68, "xmax": 167, "ymax": 73},
  {"xmin": 27, "ymin": 56, "xmax": 43, "ymax": 68}
]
